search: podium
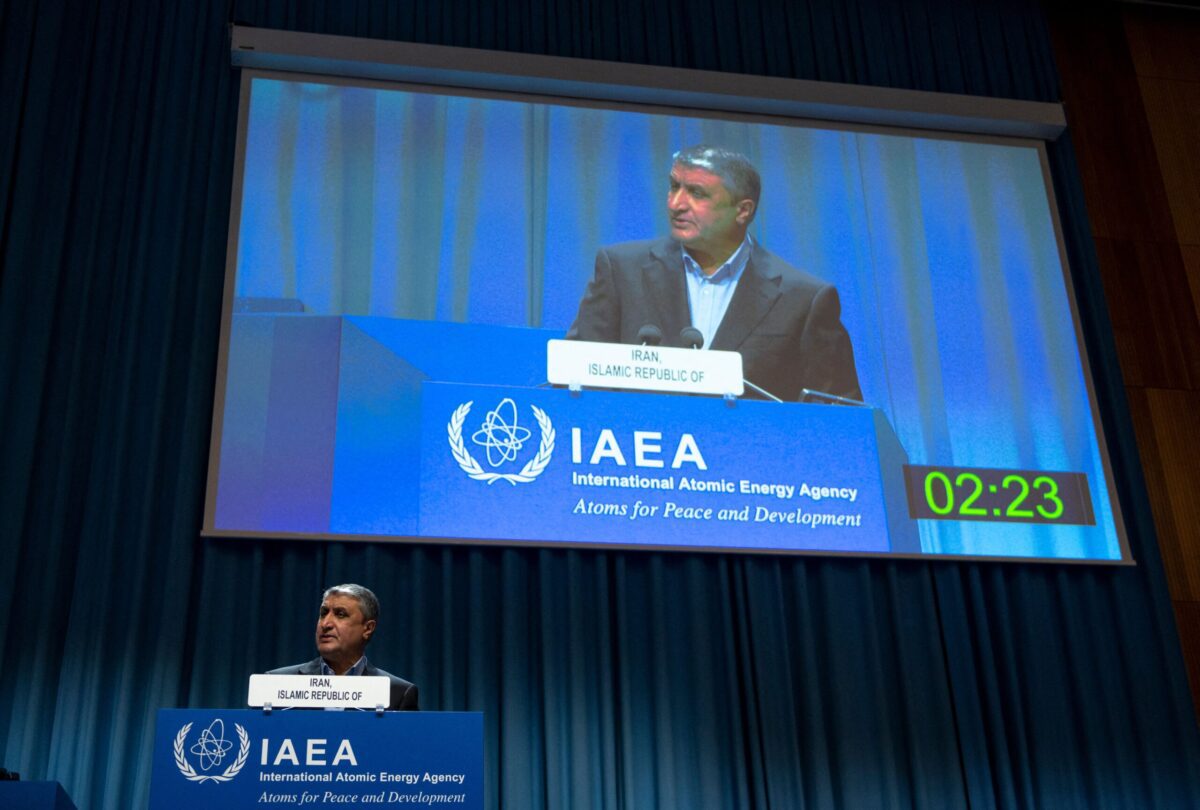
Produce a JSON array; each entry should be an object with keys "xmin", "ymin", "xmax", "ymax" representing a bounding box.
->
[
  {"xmin": 148, "ymin": 709, "xmax": 483, "ymax": 809},
  {"xmin": 213, "ymin": 316, "xmax": 918, "ymax": 553}
]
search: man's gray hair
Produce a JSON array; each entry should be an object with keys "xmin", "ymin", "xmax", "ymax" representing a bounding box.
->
[
  {"xmin": 323, "ymin": 583, "xmax": 380, "ymax": 623},
  {"xmin": 672, "ymin": 145, "xmax": 761, "ymax": 211}
]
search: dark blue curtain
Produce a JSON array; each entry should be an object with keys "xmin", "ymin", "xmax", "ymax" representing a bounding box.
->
[{"xmin": 0, "ymin": 1, "xmax": 1196, "ymax": 808}]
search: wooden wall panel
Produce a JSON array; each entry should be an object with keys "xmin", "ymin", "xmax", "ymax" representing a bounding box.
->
[
  {"xmin": 1051, "ymin": 9, "xmax": 1178, "ymax": 243},
  {"xmin": 1123, "ymin": 6, "xmax": 1200, "ymax": 82},
  {"xmin": 1184, "ymin": 245, "xmax": 1200, "ymax": 327},
  {"xmin": 1138, "ymin": 77, "xmax": 1200, "ymax": 245},
  {"xmin": 1093, "ymin": 237, "xmax": 1200, "ymax": 389}
]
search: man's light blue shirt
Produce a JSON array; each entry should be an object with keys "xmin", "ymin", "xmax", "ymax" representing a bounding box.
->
[
  {"xmin": 682, "ymin": 236, "xmax": 753, "ymax": 350},
  {"xmin": 320, "ymin": 656, "xmax": 368, "ymax": 676}
]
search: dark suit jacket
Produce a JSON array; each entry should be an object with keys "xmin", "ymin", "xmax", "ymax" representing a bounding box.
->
[
  {"xmin": 567, "ymin": 237, "xmax": 862, "ymax": 402},
  {"xmin": 267, "ymin": 658, "xmax": 419, "ymax": 711}
]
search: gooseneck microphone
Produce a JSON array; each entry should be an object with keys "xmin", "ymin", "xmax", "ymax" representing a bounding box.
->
[
  {"xmin": 636, "ymin": 324, "xmax": 663, "ymax": 346},
  {"xmin": 801, "ymin": 388, "xmax": 867, "ymax": 407},
  {"xmin": 679, "ymin": 326, "xmax": 704, "ymax": 349}
]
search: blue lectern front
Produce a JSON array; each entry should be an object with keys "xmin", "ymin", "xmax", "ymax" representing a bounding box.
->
[
  {"xmin": 418, "ymin": 381, "xmax": 920, "ymax": 554},
  {"xmin": 213, "ymin": 317, "xmax": 923, "ymax": 555},
  {"xmin": 0, "ymin": 782, "xmax": 77, "ymax": 810},
  {"xmin": 148, "ymin": 710, "xmax": 482, "ymax": 809}
]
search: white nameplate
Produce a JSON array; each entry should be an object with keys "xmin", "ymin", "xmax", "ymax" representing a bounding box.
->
[
  {"xmin": 547, "ymin": 339, "xmax": 744, "ymax": 396},
  {"xmin": 247, "ymin": 673, "xmax": 391, "ymax": 710}
]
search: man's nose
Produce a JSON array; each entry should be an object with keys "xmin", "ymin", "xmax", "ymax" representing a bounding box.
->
[{"xmin": 668, "ymin": 190, "xmax": 686, "ymax": 210}]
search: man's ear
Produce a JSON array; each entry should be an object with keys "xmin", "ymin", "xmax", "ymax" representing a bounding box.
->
[
  {"xmin": 363, "ymin": 618, "xmax": 377, "ymax": 641},
  {"xmin": 735, "ymin": 199, "xmax": 756, "ymax": 225}
]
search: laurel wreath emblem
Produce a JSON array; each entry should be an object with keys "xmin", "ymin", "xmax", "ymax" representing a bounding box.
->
[
  {"xmin": 173, "ymin": 722, "xmax": 250, "ymax": 783},
  {"xmin": 448, "ymin": 401, "xmax": 554, "ymax": 484}
]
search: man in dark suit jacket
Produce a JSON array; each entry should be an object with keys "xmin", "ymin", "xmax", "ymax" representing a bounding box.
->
[
  {"xmin": 568, "ymin": 145, "xmax": 861, "ymax": 403},
  {"xmin": 268, "ymin": 584, "xmax": 418, "ymax": 711}
]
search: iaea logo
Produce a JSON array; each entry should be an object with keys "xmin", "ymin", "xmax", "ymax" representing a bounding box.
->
[
  {"xmin": 173, "ymin": 718, "xmax": 250, "ymax": 783},
  {"xmin": 447, "ymin": 398, "xmax": 554, "ymax": 485}
]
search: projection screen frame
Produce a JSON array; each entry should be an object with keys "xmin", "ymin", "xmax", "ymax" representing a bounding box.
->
[
  {"xmin": 205, "ymin": 26, "xmax": 1133, "ymax": 566},
  {"xmin": 228, "ymin": 26, "xmax": 1067, "ymax": 140}
]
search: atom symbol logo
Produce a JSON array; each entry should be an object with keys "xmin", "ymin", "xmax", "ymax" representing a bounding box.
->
[
  {"xmin": 189, "ymin": 718, "xmax": 233, "ymax": 771},
  {"xmin": 448, "ymin": 400, "xmax": 555, "ymax": 485},
  {"xmin": 471, "ymin": 397, "xmax": 532, "ymax": 467},
  {"xmin": 173, "ymin": 719, "xmax": 250, "ymax": 784}
]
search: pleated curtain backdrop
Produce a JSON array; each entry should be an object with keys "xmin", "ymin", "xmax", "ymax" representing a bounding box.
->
[{"xmin": 0, "ymin": 0, "xmax": 1197, "ymax": 808}]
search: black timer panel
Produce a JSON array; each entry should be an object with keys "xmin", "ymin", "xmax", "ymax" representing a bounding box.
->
[{"xmin": 902, "ymin": 465, "xmax": 1096, "ymax": 526}]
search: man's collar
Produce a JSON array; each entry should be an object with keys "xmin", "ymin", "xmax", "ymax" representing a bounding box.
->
[
  {"xmin": 681, "ymin": 234, "xmax": 753, "ymax": 282},
  {"xmin": 320, "ymin": 655, "xmax": 368, "ymax": 676}
]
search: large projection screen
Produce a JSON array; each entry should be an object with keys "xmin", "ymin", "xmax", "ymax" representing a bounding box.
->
[{"xmin": 204, "ymin": 32, "xmax": 1130, "ymax": 563}]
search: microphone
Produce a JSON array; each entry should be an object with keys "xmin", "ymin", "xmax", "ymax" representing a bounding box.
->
[
  {"xmin": 636, "ymin": 324, "xmax": 663, "ymax": 346},
  {"xmin": 679, "ymin": 326, "xmax": 704, "ymax": 349},
  {"xmin": 801, "ymin": 388, "xmax": 867, "ymax": 407}
]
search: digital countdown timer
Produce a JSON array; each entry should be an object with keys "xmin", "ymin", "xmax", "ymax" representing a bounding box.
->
[{"xmin": 902, "ymin": 465, "xmax": 1096, "ymax": 525}]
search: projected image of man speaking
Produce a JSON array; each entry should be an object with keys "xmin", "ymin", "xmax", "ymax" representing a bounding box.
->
[{"xmin": 567, "ymin": 145, "xmax": 862, "ymax": 403}]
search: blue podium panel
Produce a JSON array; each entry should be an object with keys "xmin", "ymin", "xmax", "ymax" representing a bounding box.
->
[
  {"xmin": 149, "ymin": 710, "xmax": 483, "ymax": 809},
  {"xmin": 0, "ymin": 782, "xmax": 77, "ymax": 810},
  {"xmin": 419, "ymin": 382, "xmax": 919, "ymax": 553}
]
